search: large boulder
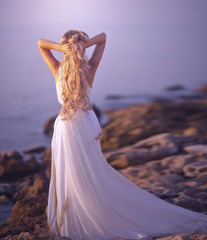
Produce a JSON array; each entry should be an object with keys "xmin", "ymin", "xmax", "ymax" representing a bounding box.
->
[
  {"xmin": 0, "ymin": 151, "xmax": 39, "ymax": 181},
  {"xmin": 105, "ymin": 133, "xmax": 179, "ymax": 169}
]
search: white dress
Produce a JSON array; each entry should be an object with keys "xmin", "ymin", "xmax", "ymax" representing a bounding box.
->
[{"xmin": 47, "ymin": 67, "xmax": 207, "ymax": 240}]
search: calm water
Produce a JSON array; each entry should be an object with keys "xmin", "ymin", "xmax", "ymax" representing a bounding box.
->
[{"xmin": 0, "ymin": 25, "xmax": 206, "ymax": 152}]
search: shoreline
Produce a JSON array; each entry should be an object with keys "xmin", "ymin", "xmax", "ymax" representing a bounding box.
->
[{"xmin": 0, "ymin": 84, "xmax": 207, "ymax": 239}]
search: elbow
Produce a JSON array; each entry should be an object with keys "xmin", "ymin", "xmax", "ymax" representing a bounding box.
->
[
  {"xmin": 37, "ymin": 39, "xmax": 43, "ymax": 47},
  {"xmin": 102, "ymin": 32, "xmax": 107, "ymax": 40}
]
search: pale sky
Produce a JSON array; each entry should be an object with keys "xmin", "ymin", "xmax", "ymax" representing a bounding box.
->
[
  {"xmin": 0, "ymin": 0, "xmax": 207, "ymax": 96},
  {"xmin": 0, "ymin": 0, "xmax": 207, "ymax": 28}
]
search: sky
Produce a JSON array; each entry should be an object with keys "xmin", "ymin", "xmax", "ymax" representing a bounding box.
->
[
  {"xmin": 0, "ymin": 0, "xmax": 207, "ymax": 99},
  {"xmin": 1, "ymin": 0, "xmax": 207, "ymax": 27}
]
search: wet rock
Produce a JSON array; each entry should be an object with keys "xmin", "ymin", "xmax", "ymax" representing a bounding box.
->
[
  {"xmin": 0, "ymin": 201, "xmax": 13, "ymax": 225},
  {"xmin": 0, "ymin": 157, "xmax": 39, "ymax": 181},
  {"xmin": 41, "ymin": 148, "xmax": 51, "ymax": 166},
  {"xmin": 159, "ymin": 154, "xmax": 195, "ymax": 174},
  {"xmin": 172, "ymin": 192, "xmax": 207, "ymax": 213},
  {"xmin": 32, "ymin": 175, "xmax": 49, "ymax": 195},
  {"xmin": 183, "ymin": 161, "xmax": 207, "ymax": 178},
  {"xmin": 0, "ymin": 183, "xmax": 18, "ymax": 198},
  {"xmin": 105, "ymin": 133, "xmax": 179, "ymax": 169},
  {"xmin": 184, "ymin": 144, "xmax": 207, "ymax": 154},
  {"xmin": 183, "ymin": 127, "xmax": 199, "ymax": 135},
  {"xmin": 2, "ymin": 232, "xmax": 39, "ymax": 240},
  {"xmin": 165, "ymin": 84, "xmax": 185, "ymax": 91},
  {"xmin": 156, "ymin": 233, "xmax": 207, "ymax": 240},
  {"xmin": 0, "ymin": 150, "xmax": 23, "ymax": 161},
  {"xmin": 0, "ymin": 195, "xmax": 9, "ymax": 205},
  {"xmin": 173, "ymin": 134, "xmax": 206, "ymax": 149},
  {"xmin": 13, "ymin": 173, "xmax": 49, "ymax": 202},
  {"xmin": 26, "ymin": 155, "xmax": 39, "ymax": 169},
  {"xmin": 92, "ymin": 104, "xmax": 101, "ymax": 119},
  {"xmin": 43, "ymin": 114, "xmax": 57, "ymax": 137},
  {"xmin": 105, "ymin": 94, "xmax": 125, "ymax": 99},
  {"xmin": 22, "ymin": 146, "xmax": 46, "ymax": 154},
  {"xmin": 0, "ymin": 194, "xmax": 48, "ymax": 239},
  {"xmin": 197, "ymin": 84, "xmax": 207, "ymax": 94}
]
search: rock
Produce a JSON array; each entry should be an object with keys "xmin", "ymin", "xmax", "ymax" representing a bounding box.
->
[
  {"xmin": 197, "ymin": 84, "xmax": 207, "ymax": 94},
  {"xmin": 173, "ymin": 134, "xmax": 206, "ymax": 149},
  {"xmin": 0, "ymin": 157, "xmax": 39, "ymax": 181},
  {"xmin": 105, "ymin": 133, "xmax": 179, "ymax": 169},
  {"xmin": 22, "ymin": 146, "xmax": 46, "ymax": 154},
  {"xmin": 92, "ymin": 104, "xmax": 101, "ymax": 119},
  {"xmin": 2, "ymin": 232, "xmax": 39, "ymax": 240},
  {"xmin": 133, "ymin": 132, "xmax": 179, "ymax": 155},
  {"xmin": 26, "ymin": 155, "xmax": 39, "ymax": 169},
  {"xmin": 0, "ymin": 150, "xmax": 23, "ymax": 161},
  {"xmin": 13, "ymin": 174, "xmax": 49, "ymax": 202},
  {"xmin": 0, "ymin": 201, "xmax": 14, "ymax": 225},
  {"xmin": 183, "ymin": 127, "xmax": 199, "ymax": 135},
  {"xmin": 0, "ymin": 193, "xmax": 50, "ymax": 239},
  {"xmin": 43, "ymin": 114, "xmax": 57, "ymax": 137},
  {"xmin": 172, "ymin": 192, "xmax": 207, "ymax": 213},
  {"xmin": 183, "ymin": 161, "xmax": 207, "ymax": 178},
  {"xmin": 165, "ymin": 84, "xmax": 185, "ymax": 91},
  {"xmin": 159, "ymin": 154, "xmax": 195, "ymax": 174},
  {"xmin": 0, "ymin": 183, "xmax": 17, "ymax": 198},
  {"xmin": 32, "ymin": 175, "xmax": 49, "ymax": 195},
  {"xmin": 184, "ymin": 144, "xmax": 207, "ymax": 154},
  {"xmin": 156, "ymin": 233, "xmax": 207, "ymax": 240},
  {"xmin": 0, "ymin": 195, "xmax": 9, "ymax": 205},
  {"xmin": 101, "ymin": 99, "xmax": 207, "ymax": 152},
  {"xmin": 105, "ymin": 94, "xmax": 125, "ymax": 99},
  {"xmin": 40, "ymin": 148, "xmax": 51, "ymax": 174}
]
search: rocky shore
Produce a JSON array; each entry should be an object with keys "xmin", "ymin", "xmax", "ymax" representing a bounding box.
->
[{"xmin": 0, "ymin": 85, "xmax": 207, "ymax": 240}]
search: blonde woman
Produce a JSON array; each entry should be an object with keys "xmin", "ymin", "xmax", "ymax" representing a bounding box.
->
[{"xmin": 38, "ymin": 30, "xmax": 207, "ymax": 240}]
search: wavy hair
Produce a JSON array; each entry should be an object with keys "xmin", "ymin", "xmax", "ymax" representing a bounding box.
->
[{"xmin": 58, "ymin": 30, "xmax": 92, "ymax": 121}]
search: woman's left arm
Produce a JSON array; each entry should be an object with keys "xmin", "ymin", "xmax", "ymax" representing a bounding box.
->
[{"xmin": 38, "ymin": 39, "xmax": 69, "ymax": 80}]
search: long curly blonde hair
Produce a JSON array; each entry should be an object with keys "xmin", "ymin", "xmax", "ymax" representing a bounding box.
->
[{"xmin": 58, "ymin": 30, "xmax": 92, "ymax": 121}]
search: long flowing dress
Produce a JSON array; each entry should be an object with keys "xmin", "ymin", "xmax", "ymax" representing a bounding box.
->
[{"xmin": 47, "ymin": 66, "xmax": 207, "ymax": 240}]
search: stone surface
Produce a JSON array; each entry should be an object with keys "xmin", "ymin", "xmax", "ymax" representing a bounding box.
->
[
  {"xmin": 104, "ymin": 133, "xmax": 179, "ymax": 169},
  {"xmin": 0, "ymin": 183, "xmax": 18, "ymax": 198},
  {"xmin": 22, "ymin": 146, "xmax": 46, "ymax": 154},
  {"xmin": 0, "ymin": 195, "xmax": 9, "ymax": 205},
  {"xmin": 183, "ymin": 161, "xmax": 207, "ymax": 178},
  {"xmin": 184, "ymin": 144, "xmax": 207, "ymax": 154},
  {"xmin": 0, "ymin": 150, "xmax": 23, "ymax": 161},
  {"xmin": 165, "ymin": 84, "xmax": 185, "ymax": 91},
  {"xmin": 197, "ymin": 84, "xmax": 207, "ymax": 94},
  {"xmin": 101, "ymin": 99, "xmax": 207, "ymax": 152},
  {"xmin": 0, "ymin": 156, "xmax": 39, "ymax": 181}
]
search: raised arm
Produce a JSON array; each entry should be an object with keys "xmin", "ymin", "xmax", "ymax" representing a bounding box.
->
[
  {"xmin": 82, "ymin": 32, "xmax": 106, "ymax": 75},
  {"xmin": 37, "ymin": 39, "xmax": 69, "ymax": 81}
]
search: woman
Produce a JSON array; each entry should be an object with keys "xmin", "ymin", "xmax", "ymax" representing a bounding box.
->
[{"xmin": 38, "ymin": 30, "xmax": 207, "ymax": 240}]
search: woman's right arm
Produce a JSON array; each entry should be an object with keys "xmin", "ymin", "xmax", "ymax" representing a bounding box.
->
[
  {"xmin": 38, "ymin": 39, "xmax": 69, "ymax": 80},
  {"xmin": 84, "ymin": 32, "xmax": 106, "ymax": 74}
]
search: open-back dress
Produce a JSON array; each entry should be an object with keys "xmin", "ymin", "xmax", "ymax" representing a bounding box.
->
[{"xmin": 47, "ymin": 66, "xmax": 207, "ymax": 240}]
